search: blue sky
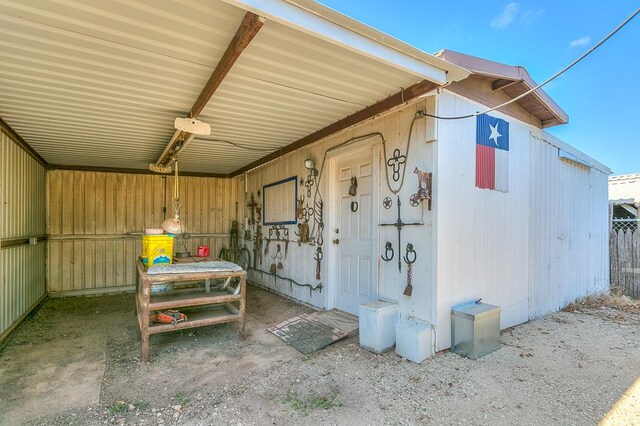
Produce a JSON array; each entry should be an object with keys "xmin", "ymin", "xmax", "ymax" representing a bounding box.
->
[{"xmin": 317, "ymin": 1, "xmax": 640, "ymax": 175}]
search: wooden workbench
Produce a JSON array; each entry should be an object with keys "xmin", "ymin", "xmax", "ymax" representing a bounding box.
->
[{"xmin": 135, "ymin": 258, "xmax": 246, "ymax": 362}]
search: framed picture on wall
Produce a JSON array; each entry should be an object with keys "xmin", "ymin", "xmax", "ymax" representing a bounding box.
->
[{"xmin": 262, "ymin": 176, "xmax": 298, "ymax": 225}]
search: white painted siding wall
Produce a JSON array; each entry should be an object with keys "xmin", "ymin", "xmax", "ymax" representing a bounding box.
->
[
  {"xmin": 435, "ymin": 91, "xmax": 609, "ymax": 350},
  {"xmin": 435, "ymin": 91, "xmax": 530, "ymax": 350},
  {"xmin": 243, "ymin": 98, "xmax": 437, "ymax": 324},
  {"xmin": 528, "ymin": 130, "xmax": 609, "ymax": 317},
  {"xmin": 0, "ymin": 130, "xmax": 46, "ymax": 338}
]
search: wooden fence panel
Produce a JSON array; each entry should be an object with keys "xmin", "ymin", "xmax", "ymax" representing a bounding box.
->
[{"xmin": 610, "ymin": 221, "xmax": 640, "ymax": 298}]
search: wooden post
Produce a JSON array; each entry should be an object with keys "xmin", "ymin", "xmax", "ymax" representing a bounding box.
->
[{"xmin": 156, "ymin": 12, "xmax": 264, "ymax": 168}]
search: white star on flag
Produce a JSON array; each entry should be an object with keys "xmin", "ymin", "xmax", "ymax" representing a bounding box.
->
[{"xmin": 489, "ymin": 122, "xmax": 501, "ymax": 146}]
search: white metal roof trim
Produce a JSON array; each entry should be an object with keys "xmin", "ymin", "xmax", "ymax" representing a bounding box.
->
[{"xmin": 220, "ymin": 0, "xmax": 460, "ymax": 84}]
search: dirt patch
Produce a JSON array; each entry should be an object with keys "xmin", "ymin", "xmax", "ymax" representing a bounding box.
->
[{"xmin": 2, "ymin": 288, "xmax": 639, "ymax": 425}]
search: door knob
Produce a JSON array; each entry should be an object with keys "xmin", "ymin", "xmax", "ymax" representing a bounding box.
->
[{"xmin": 332, "ymin": 238, "xmax": 340, "ymax": 245}]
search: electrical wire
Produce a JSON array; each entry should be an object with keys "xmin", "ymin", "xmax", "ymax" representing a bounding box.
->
[
  {"xmin": 204, "ymin": 138, "xmax": 277, "ymax": 152},
  {"xmin": 381, "ymin": 112, "xmax": 423, "ymax": 194},
  {"xmin": 424, "ymin": 7, "xmax": 640, "ymax": 121}
]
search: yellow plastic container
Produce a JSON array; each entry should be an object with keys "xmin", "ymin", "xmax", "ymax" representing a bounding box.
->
[{"xmin": 141, "ymin": 235, "xmax": 174, "ymax": 267}]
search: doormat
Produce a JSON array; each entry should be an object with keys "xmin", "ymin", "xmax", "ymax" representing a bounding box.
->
[{"xmin": 267, "ymin": 313, "xmax": 349, "ymax": 354}]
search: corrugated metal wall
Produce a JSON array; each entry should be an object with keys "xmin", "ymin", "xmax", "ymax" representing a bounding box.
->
[
  {"xmin": 528, "ymin": 131, "xmax": 609, "ymax": 317},
  {"xmin": 243, "ymin": 98, "xmax": 437, "ymax": 322},
  {"xmin": 435, "ymin": 91, "xmax": 531, "ymax": 350},
  {"xmin": 47, "ymin": 170, "xmax": 239, "ymax": 294},
  {"xmin": 1, "ymin": 129, "xmax": 46, "ymax": 338},
  {"xmin": 435, "ymin": 91, "xmax": 609, "ymax": 350}
]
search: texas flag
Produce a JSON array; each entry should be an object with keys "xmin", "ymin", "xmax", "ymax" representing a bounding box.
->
[{"xmin": 476, "ymin": 114, "xmax": 509, "ymax": 192}]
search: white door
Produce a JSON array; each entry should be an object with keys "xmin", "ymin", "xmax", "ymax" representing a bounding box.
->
[{"xmin": 332, "ymin": 148, "xmax": 377, "ymax": 315}]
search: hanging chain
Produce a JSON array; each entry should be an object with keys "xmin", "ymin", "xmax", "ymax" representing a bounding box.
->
[
  {"xmin": 407, "ymin": 262, "xmax": 412, "ymax": 287},
  {"xmin": 172, "ymin": 158, "xmax": 181, "ymax": 217}
]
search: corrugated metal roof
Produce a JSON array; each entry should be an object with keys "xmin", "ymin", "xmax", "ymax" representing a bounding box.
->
[
  {"xmin": 0, "ymin": 0, "xmax": 464, "ymax": 174},
  {"xmin": 436, "ymin": 49, "xmax": 569, "ymax": 128},
  {"xmin": 609, "ymin": 174, "xmax": 640, "ymax": 203}
]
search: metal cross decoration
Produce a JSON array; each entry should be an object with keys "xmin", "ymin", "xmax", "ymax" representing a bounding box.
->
[
  {"xmin": 246, "ymin": 192, "xmax": 258, "ymax": 225},
  {"xmin": 386, "ymin": 148, "xmax": 407, "ymax": 182},
  {"xmin": 378, "ymin": 195, "xmax": 423, "ymax": 273},
  {"xmin": 314, "ymin": 246, "xmax": 323, "ymax": 280}
]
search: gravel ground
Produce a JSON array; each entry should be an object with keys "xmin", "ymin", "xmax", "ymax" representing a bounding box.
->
[{"xmin": 3, "ymin": 290, "xmax": 639, "ymax": 425}]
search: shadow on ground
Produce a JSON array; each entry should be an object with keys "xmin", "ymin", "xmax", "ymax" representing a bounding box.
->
[{"xmin": 0, "ymin": 285, "xmax": 312, "ymax": 424}]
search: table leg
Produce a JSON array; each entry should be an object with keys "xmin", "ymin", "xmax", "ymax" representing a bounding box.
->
[
  {"xmin": 140, "ymin": 276, "xmax": 151, "ymax": 362},
  {"xmin": 239, "ymin": 274, "xmax": 246, "ymax": 338},
  {"xmin": 141, "ymin": 330, "xmax": 150, "ymax": 363}
]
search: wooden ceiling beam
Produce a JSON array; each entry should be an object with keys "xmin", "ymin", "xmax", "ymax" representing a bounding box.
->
[
  {"xmin": 230, "ymin": 79, "xmax": 439, "ymax": 177},
  {"xmin": 156, "ymin": 12, "xmax": 264, "ymax": 167},
  {"xmin": 49, "ymin": 163, "xmax": 229, "ymax": 178}
]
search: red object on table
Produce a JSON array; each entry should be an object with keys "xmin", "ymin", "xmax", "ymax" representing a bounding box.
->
[{"xmin": 196, "ymin": 245, "xmax": 209, "ymax": 257}]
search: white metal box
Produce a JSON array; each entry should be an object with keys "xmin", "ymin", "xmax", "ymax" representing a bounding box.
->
[
  {"xmin": 451, "ymin": 302, "xmax": 501, "ymax": 359},
  {"xmin": 395, "ymin": 319, "xmax": 433, "ymax": 363},
  {"xmin": 359, "ymin": 301, "xmax": 399, "ymax": 354}
]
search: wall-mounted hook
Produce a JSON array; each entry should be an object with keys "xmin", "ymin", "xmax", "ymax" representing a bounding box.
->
[
  {"xmin": 381, "ymin": 242, "xmax": 394, "ymax": 262},
  {"xmin": 403, "ymin": 243, "xmax": 416, "ymax": 265}
]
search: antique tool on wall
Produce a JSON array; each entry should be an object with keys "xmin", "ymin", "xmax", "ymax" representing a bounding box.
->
[
  {"xmin": 229, "ymin": 220, "xmax": 239, "ymax": 262},
  {"xmin": 403, "ymin": 243, "xmax": 417, "ymax": 296},
  {"xmin": 314, "ymin": 246, "xmax": 323, "ymax": 280},
  {"xmin": 381, "ymin": 241, "xmax": 394, "ymax": 262},
  {"xmin": 264, "ymin": 232, "xmax": 271, "ymax": 257},
  {"xmin": 253, "ymin": 225, "xmax": 263, "ymax": 269},
  {"xmin": 246, "ymin": 192, "xmax": 258, "ymax": 225},
  {"xmin": 295, "ymin": 221, "xmax": 310, "ymax": 245},
  {"xmin": 296, "ymin": 195, "xmax": 305, "ymax": 219},
  {"xmin": 305, "ymin": 175, "xmax": 315, "ymax": 198},
  {"xmin": 311, "ymin": 198, "xmax": 324, "ymax": 246},
  {"xmin": 272, "ymin": 243, "xmax": 283, "ymax": 270},
  {"xmin": 268, "ymin": 225, "xmax": 290, "ymax": 256},
  {"xmin": 378, "ymin": 196, "xmax": 423, "ymax": 273},
  {"xmin": 269, "ymin": 243, "xmax": 281, "ymax": 273},
  {"xmin": 409, "ymin": 167, "xmax": 432, "ymax": 210},
  {"xmin": 302, "ymin": 205, "xmax": 314, "ymax": 222},
  {"xmin": 348, "ymin": 176, "xmax": 358, "ymax": 196}
]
